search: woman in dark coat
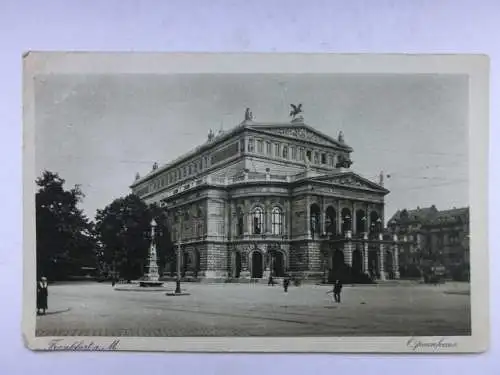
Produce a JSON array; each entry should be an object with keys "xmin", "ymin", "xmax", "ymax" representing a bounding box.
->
[{"xmin": 37, "ymin": 277, "xmax": 48, "ymax": 315}]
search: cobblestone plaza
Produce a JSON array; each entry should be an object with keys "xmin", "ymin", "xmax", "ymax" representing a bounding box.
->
[{"xmin": 36, "ymin": 282, "xmax": 471, "ymax": 337}]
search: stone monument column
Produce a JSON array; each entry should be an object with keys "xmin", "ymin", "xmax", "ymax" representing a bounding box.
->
[
  {"xmin": 392, "ymin": 234, "xmax": 400, "ymax": 279},
  {"xmin": 363, "ymin": 232, "xmax": 369, "ymax": 274},
  {"xmin": 378, "ymin": 233, "xmax": 386, "ymax": 281}
]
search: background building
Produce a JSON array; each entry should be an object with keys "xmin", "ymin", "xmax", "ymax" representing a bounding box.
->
[
  {"xmin": 131, "ymin": 109, "xmax": 402, "ymax": 282},
  {"xmin": 387, "ymin": 206, "xmax": 470, "ymax": 279}
]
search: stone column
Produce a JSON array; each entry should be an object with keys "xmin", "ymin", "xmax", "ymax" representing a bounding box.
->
[
  {"xmin": 306, "ymin": 195, "xmax": 311, "ymax": 238},
  {"xmin": 392, "ymin": 234, "xmax": 400, "ymax": 279},
  {"xmin": 265, "ymin": 200, "xmax": 272, "ymax": 235},
  {"xmin": 240, "ymin": 248, "xmax": 250, "ymax": 279},
  {"xmin": 243, "ymin": 201, "xmax": 249, "ymax": 236},
  {"xmin": 230, "ymin": 251, "xmax": 236, "ymax": 278},
  {"xmin": 263, "ymin": 248, "xmax": 271, "ymax": 279},
  {"xmin": 378, "ymin": 233, "xmax": 386, "ymax": 281},
  {"xmin": 363, "ymin": 232, "xmax": 369, "ymax": 274},
  {"xmin": 343, "ymin": 233, "xmax": 353, "ymax": 267}
]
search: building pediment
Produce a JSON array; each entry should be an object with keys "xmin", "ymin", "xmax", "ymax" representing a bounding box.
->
[
  {"xmin": 310, "ymin": 172, "xmax": 389, "ymax": 194},
  {"xmin": 247, "ymin": 122, "xmax": 352, "ymax": 151}
]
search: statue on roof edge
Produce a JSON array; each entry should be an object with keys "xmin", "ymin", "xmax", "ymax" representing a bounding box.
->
[
  {"xmin": 289, "ymin": 103, "xmax": 303, "ymax": 119},
  {"xmin": 244, "ymin": 107, "xmax": 254, "ymax": 121}
]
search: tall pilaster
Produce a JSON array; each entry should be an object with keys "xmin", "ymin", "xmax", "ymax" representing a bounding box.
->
[
  {"xmin": 243, "ymin": 201, "xmax": 249, "ymax": 235},
  {"xmin": 378, "ymin": 233, "xmax": 386, "ymax": 280},
  {"xmin": 363, "ymin": 232, "xmax": 369, "ymax": 274},
  {"xmin": 343, "ymin": 231, "xmax": 353, "ymax": 267},
  {"xmin": 392, "ymin": 234, "xmax": 400, "ymax": 279},
  {"xmin": 306, "ymin": 195, "xmax": 311, "ymax": 238}
]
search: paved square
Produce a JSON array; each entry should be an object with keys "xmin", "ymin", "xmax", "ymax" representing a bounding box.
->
[{"xmin": 35, "ymin": 282, "xmax": 471, "ymax": 337}]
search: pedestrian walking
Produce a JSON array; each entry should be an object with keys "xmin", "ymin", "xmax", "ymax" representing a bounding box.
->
[
  {"xmin": 268, "ymin": 275, "xmax": 275, "ymax": 286},
  {"xmin": 333, "ymin": 279, "xmax": 343, "ymax": 303},
  {"xmin": 37, "ymin": 276, "xmax": 48, "ymax": 315},
  {"xmin": 283, "ymin": 275, "xmax": 290, "ymax": 293}
]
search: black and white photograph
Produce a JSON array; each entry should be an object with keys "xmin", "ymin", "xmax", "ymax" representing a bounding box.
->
[{"xmin": 22, "ymin": 53, "xmax": 489, "ymax": 353}]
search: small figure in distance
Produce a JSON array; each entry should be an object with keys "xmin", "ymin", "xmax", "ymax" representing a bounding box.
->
[
  {"xmin": 268, "ymin": 274, "xmax": 275, "ymax": 286},
  {"xmin": 333, "ymin": 279, "xmax": 343, "ymax": 303},
  {"xmin": 37, "ymin": 276, "xmax": 49, "ymax": 315},
  {"xmin": 283, "ymin": 274, "xmax": 290, "ymax": 293}
]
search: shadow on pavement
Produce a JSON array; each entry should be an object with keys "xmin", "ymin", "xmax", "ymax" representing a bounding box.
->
[{"xmin": 39, "ymin": 308, "xmax": 71, "ymax": 316}]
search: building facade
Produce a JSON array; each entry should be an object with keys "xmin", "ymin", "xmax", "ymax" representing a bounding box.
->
[
  {"xmin": 387, "ymin": 206, "xmax": 470, "ymax": 276},
  {"xmin": 131, "ymin": 110, "xmax": 402, "ymax": 282}
]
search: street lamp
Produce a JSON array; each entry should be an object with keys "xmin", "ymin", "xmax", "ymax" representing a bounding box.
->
[{"xmin": 175, "ymin": 212, "xmax": 183, "ymax": 294}]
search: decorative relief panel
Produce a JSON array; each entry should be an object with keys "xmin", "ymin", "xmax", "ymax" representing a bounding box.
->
[{"xmin": 262, "ymin": 127, "xmax": 339, "ymax": 148}]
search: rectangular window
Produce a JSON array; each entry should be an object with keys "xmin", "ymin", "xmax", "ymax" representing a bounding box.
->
[
  {"xmin": 321, "ymin": 153, "xmax": 327, "ymax": 164},
  {"xmin": 189, "ymin": 164, "xmax": 192, "ymax": 175},
  {"xmin": 194, "ymin": 162, "xmax": 198, "ymax": 174},
  {"xmin": 183, "ymin": 167, "xmax": 187, "ymax": 177},
  {"xmin": 314, "ymin": 152, "xmax": 319, "ymax": 164},
  {"xmin": 306, "ymin": 150, "xmax": 312, "ymax": 162},
  {"xmin": 299, "ymin": 148, "xmax": 305, "ymax": 161},
  {"xmin": 248, "ymin": 138, "xmax": 255, "ymax": 152},
  {"xmin": 257, "ymin": 139, "xmax": 264, "ymax": 153},
  {"xmin": 274, "ymin": 143, "xmax": 280, "ymax": 157},
  {"xmin": 240, "ymin": 139, "xmax": 245, "ymax": 153},
  {"xmin": 329, "ymin": 155, "xmax": 334, "ymax": 167},
  {"xmin": 291, "ymin": 147, "xmax": 297, "ymax": 160},
  {"xmin": 283, "ymin": 146, "xmax": 288, "ymax": 159},
  {"xmin": 266, "ymin": 141, "xmax": 272, "ymax": 155}
]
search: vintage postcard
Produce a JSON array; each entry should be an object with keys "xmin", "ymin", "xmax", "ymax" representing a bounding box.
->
[{"xmin": 23, "ymin": 53, "xmax": 489, "ymax": 353}]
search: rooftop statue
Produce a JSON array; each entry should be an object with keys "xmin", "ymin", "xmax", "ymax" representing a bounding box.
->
[
  {"xmin": 207, "ymin": 129, "xmax": 215, "ymax": 142},
  {"xmin": 338, "ymin": 131, "xmax": 345, "ymax": 143},
  {"xmin": 289, "ymin": 103, "xmax": 303, "ymax": 119},
  {"xmin": 244, "ymin": 107, "xmax": 254, "ymax": 121},
  {"xmin": 152, "ymin": 162, "xmax": 158, "ymax": 170}
]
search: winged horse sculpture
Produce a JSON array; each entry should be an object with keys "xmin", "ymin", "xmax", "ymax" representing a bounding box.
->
[{"xmin": 289, "ymin": 103, "xmax": 303, "ymax": 119}]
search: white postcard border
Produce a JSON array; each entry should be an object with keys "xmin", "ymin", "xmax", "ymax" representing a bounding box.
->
[{"xmin": 22, "ymin": 52, "xmax": 489, "ymax": 353}]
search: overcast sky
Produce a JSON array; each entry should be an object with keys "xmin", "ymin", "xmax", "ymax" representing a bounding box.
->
[{"xmin": 34, "ymin": 73, "xmax": 468, "ymax": 222}]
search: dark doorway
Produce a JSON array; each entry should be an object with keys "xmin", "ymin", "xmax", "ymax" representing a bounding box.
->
[
  {"xmin": 251, "ymin": 251, "xmax": 263, "ymax": 278},
  {"xmin": 234, "ymin": 252, "xmax": 241, "ymax": 278},
  {"xmin": 194, "ymin": 249, "xmax": 200, "ymax": 278},
  {"xmin": 385, "ymin": 250, "xmax": 393, "ymax": 279},
  {"xmin": 352, "ymin": 249, "xmax": 363, "ymax": 274},
  {"xmin": 329, "ymin": 249, "xmax": 345, "ymax": 282},
  {"xmin": 273, "ymin": 251, "xmax": 285, "ymax": 277},
  {"xmin": 368, "ymin": 248, "xmax": 379, "ymax": 278}
]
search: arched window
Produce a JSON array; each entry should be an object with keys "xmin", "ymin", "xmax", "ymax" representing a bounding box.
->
[
  {"xmin": 325, "ymin": 206, "xmax": 337, "ymax": 235},
  {"xmin": 252, "ymin": 207, "xmax": 264, "ymax": 234},
  {"xmin": 236, "ymin": 208, "xmax": 244, "ymax": 236},
  {"xmin": 356, "ymin": 209, "xmax": 366, "ymax": 233},
  {"xmin": 271, "ymin": 207, "xmax": 283, "ymax": 235},
  {"xmin": 310, "ymin": 204, "xmax": 321, "ymax": 235},
  {"xmin": 370, "ymin": 211, "xmax": 381, "ymax": 234},
  {"xmin": 282, "ymin": 146, "xmax": 288, "ymax": 159},
  {"xmin": 341, "ymin": 208, "xmax": 352, "ymax": 233}
]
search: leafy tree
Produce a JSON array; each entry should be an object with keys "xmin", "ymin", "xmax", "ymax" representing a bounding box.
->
[
  {"xmin": 36, "ymin": 171, "xmax": 96, "ymax": 280},
  {"xmin": 95, "ymin": 194, "xmax": 174, "ymax": 281}
]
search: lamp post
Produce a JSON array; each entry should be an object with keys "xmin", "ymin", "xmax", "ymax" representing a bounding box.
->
[{"xmin": 175, "ymin": 212, "xmax": 183, "ymax": 294}]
